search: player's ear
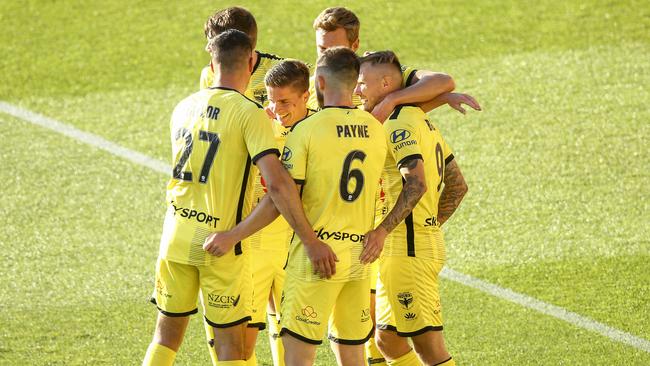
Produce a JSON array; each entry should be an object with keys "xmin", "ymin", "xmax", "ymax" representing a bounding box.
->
[
  {"xmin": 301, "ymin": 90, "xmax": 309, "ymax": 103},
  {"xmin": 351, "ymin": 38, "xmax": 360, "ymax": 52},
  {"xmin": 247, "ymin": 51, "xmax": 254, "ymax": 73},
  {"xmin": 316, "ymin": 75, "xmax": 326, "ymax": 91}
]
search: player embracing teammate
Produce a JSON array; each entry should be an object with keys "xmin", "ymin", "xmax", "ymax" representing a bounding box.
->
[{"xmin": 143, "ymin": 5, "xmax": 475, "ymax": 366}]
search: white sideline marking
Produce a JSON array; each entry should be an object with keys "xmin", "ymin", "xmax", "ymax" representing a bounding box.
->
[
  {"xmin": 0, "ymin": 101, "xmax": 170, "ymax": 175},
  {"xmin": 441, "ymin": 268, "xmax": 650, "ymax": 352},
  {"xmin": 2, "ymin": 100, "xmax": 649, "ymax": 354}
]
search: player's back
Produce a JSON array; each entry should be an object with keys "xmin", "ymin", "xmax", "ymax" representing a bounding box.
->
[
  {"xmin": 160, "ymin": 86, "xmax": 278, "ymax": 266},
  {"xmin": 382, "ymin": 105, "xmax": 454, "ymax": 261},
  {"xmin": 282, "ymin": 106, "xmax": 387, "ymax": 281}
]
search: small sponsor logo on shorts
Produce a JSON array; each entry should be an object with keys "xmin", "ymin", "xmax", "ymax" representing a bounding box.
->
[
  {"xmin": 207, "ymin": 293, "xmax": 241, "ymax": 308},
  {"xmin": 404, "ymin": 312, "xmax": 417, "ymax": 320},
  {"xmin": 296, "ymin": 306, "xmax": 321, "ymax": 325},
  {"xmin": 361, "ymin": 308, "xmax": 371, "ymax": 323},
  {"xmin": 156, "ymin": 279, "xmax": 171, "ymax": 299},
  {"xmin": 397, "ymin": 292, "xmax": 414, "ymax": 310},
  {"xmin": 302, "ymin": 306, "xmax": 317, "ymax": 318}
]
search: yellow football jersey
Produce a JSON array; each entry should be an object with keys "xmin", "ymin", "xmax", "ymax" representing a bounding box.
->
[
  {"xmin": 380, "ymin": 105, "xmax": 454, "ymax": 261},
  {"xmin": 281, "ymin": 106, "xmax": 387, "ymax": 282},
  {"xmin": 159, "ymin": 86, "xmax": 280, "ymax": 266},
  {"xmin": 247, "ymin": 109, "xmax": 317, "ymax": 252},
  {"xmin": 199, "ymin": 51, "xmax": 283, "ymax": 105},
  {"xmin": 306, "ymin": 65, "xmax": 417, "ymax": 110}
]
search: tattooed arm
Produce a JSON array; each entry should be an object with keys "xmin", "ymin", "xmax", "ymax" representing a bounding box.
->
[
  {"xmin": 359, "ymin": 158, "xmax": 427, "ymax": 263},
  {"xmin": 437, "ymin": 159, "xmax": 468, "ymax": 225}
]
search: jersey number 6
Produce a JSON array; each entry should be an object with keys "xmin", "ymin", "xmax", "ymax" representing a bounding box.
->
[{"xmin": 339, "ymin": 150, "xmax": 367, "ymax": 202}]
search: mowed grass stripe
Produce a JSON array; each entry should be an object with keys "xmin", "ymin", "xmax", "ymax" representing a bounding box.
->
[{"xmin": 2, "ymin": 102, "xmax": 648, "ymax": 354}]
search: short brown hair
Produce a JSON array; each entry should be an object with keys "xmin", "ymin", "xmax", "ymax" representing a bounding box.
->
[
  {"xmin": 317, "ymin": 46, "xmax": 360, "ymax": 89},
  {"xmin": 204, "ymin": 7, "xmax": 257, "ymax": 45},
  {"xmin": 359, "ymin": 50, "xmax": 402, "ymax": 73},
  {"xmin": 265, "ymin": 60, "xmax": 310, "ymax": 93},
  {"xmin": 313, "ymin": 7, "xmax": 360, "ymax": 44},
  {"xmin": 208, "ymin": 29, "xmax": 253, "ymax": 72}
]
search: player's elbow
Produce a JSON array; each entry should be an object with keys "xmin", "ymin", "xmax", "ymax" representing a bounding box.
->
[
  {"xmin": 430, "ymin": 72, "xmax": 455, "ymax": 93},
  {"xmin": 415, "ymin": 179, "xmax": 428, "ymax": 198}
]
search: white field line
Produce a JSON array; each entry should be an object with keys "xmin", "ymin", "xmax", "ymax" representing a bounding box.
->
[
  {"xmin": 1, "ymin": 100, "xmax": 648, "ymax": 354},
  {"xmin": 0, "ymin": 101, "xmax": 170, "ymax": 175}
]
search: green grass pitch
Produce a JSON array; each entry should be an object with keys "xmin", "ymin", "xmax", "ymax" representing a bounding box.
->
[{"xmin": 1, "ymin": 0, "xmax": 648, "ymax": 365}]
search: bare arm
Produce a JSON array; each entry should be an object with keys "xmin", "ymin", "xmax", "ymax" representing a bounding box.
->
[
  {"xmin": 360, "ymin": 158, "xmax": 427, "ymax": 263},
  {"xmin": 416, "ymin": 92, "xmax": 482, "ymax": 115},
  {"xmin": 437, "ymin": 159, "xmax": 468, "ymax": 225},
  {"xmin": 371, "ymin": 71, "xmax": 455, "ymax": 122},
  {"xmin": 205, "ymin": 154, "xmax": 337, "ymax": 278}
]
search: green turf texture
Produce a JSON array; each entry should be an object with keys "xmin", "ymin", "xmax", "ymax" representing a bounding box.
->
[{"xmin": 1, "ymin": 0, "xmax": 649, "ymax": 365}]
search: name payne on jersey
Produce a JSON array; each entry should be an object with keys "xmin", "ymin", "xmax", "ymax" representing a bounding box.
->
[
  {"xmin": 314, "ymin": 227, "xmax": 365, "ymax": 243},
  {"xmin": 336, "ymin": 124, "xmax": 370, "ymax": 138},
  {"xmin": 170, "ymin": 202, "xmax": 220, "ymax": 228}
]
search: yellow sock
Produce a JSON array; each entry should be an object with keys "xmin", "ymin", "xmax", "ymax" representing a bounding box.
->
[
  {"xmin": 267, "ymin": 313, "xmax": 285, "ymax": 366},
  {"xmin": 365, "ymin": 336, "xmax": 387, "ymax": 365},
  {"xmin": 216, "ymin": 361, "xmax": 246, "ymax": 366},
  {"xmin": 142, "ymin": 343, "xmax": 176, "ymax": 366},
  {"xmin": 433, "ymin": 357, "xmax": 455, "ymax": 366},
  {"xmin": 204, "ymin": 320, "xmax": 219, "ymax": 365},
  {"xmin": 387, "ymin": 349, "xmax": 419, "ymax": 366},
  {"xmin": 245, "ymin": 352, "xmax": 257, "ymax": 366}
]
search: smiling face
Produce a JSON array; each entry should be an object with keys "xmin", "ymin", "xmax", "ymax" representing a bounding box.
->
[
  {"xmin": 266, "ymin": 84, "xmax": 309, "ymax": 126},
  {"xmin": 355, "ymin": 62, "xmax": 386, "ymax": 112}
]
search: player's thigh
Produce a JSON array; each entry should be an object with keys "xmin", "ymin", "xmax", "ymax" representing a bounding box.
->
[
  {"xmin": 280, "ymin": 274, "xmax": 341, "ymax": 345},
  {"xmin": 376, "ymin": 256, "xmax": 444, "ymax": 336},
  {"xmin": 199, "ymin": 251, "xmax": 253, "ymax": 328},
  {"xmin": 328, "ymin": 278, "xmax": 373, "ymax": 344},
  {"xmin": 153, "ymin": 258, "xmax": 200, "ymax": 316}
]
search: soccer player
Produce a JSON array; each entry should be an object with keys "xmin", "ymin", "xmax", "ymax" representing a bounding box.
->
[
  {"xmin": 143, "ymin": 29, "xmax": 332, "ymax": 366},
  {"xmin": 205, "ymin": 47, "xmax": 387, "ymax": 366},
  {"xmin": 309, "ymin": 7, "xmax": 480, "ymax": 121},
  {"xmin": 245, "ymin": 60, "xmax": 316, "ymax": 366},
  {"xmin": 200, "ymin": 7, "xmax": 284, "ymax": 105},
  {"xmin": 358, "ymin": 51, "xmax": 468, "ymax": 366}
]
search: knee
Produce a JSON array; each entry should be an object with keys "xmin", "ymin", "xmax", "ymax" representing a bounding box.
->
[{"xmin": 376, "ymin": 330, "xmax": 408, "ymax": 359}]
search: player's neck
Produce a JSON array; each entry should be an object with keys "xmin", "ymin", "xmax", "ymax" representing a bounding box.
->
[
  {"xmin": 213, "ymin": 72, "xmax": 249, "ymax": 94},
  {"xmin": 322, "ymin": 90, "xmax": 354, "ymax": 108}
]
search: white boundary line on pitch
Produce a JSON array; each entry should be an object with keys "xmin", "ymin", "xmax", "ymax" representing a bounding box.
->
[{"xmin": 2, "ymin": 100, "xmax": 649, "ymax": 354}]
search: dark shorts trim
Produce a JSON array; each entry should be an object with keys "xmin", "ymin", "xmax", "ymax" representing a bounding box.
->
[
  {"xmin": 150, "ymin": 297, "xmax": 198, "ymax": 317},
  {"xmin": 370, "ymin": 289, "xmax": 377, "ymax": 294},
  {"xmin": 205, "ymin": 315, "xmax": 252, "ymax": 328},
  {"xmin": 376, "ymin": 324, "xmax": 443, "ymax": 337},
  {"xmin": 328, "ymin": 326, "xmax": 374, "ymax": 345},
  {"xmin": 247, "ymin": 322, "xmax": 267, "ymax": 330},
  {"xmin": 280, "ymin": 327, "xmax": 322, "ymax": 345}
]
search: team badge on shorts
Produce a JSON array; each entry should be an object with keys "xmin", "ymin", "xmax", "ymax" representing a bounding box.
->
[{"xmin": 397, "ymin": 292, "xmax": 414, "ymax": 309}]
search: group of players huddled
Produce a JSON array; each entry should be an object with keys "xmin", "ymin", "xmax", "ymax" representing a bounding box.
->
[{"xmin": 143, "ymin": 6, "xmax": 479, "ymax": 366}]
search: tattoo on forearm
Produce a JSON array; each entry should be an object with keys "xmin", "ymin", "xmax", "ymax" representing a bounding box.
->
[
  {"xmin": 380, "ymin": 166, "xmax": 426, "ymax": 234},
  {"xmin": 437, "ymin": 160, "xmax": 467, "ymax": 225}
]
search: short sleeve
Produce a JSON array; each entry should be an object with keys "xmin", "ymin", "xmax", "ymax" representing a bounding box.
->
[
  {"xmin": 243, "ymin": 107, "xmax": 281, "ymax": 164},
  {"xmin": 384, "ymin": 115, "xmax": 423, "ymax": 169},
  {"xmin": 281, "ymin": 126, "xmax": 308, "ymax": 184},
  {"xmin": 400, "ymin": 65, "xmax": 418, "ymax": 88}
]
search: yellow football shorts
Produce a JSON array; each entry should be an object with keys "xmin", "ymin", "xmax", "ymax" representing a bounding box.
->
[
  {"xmin": 250, "ymin": 248, "xmax": 288, "ymax": 329},
  {"xmin": 376, "ymin": 256, "xmax": 445, "ymax": 336},
  {"xmin": 279, "ymin": 275, "xmax": 373, "ymax": 345},
  {"xmin": 151, "ymin": 253, "xmax": 252, "ymax": 328}
]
